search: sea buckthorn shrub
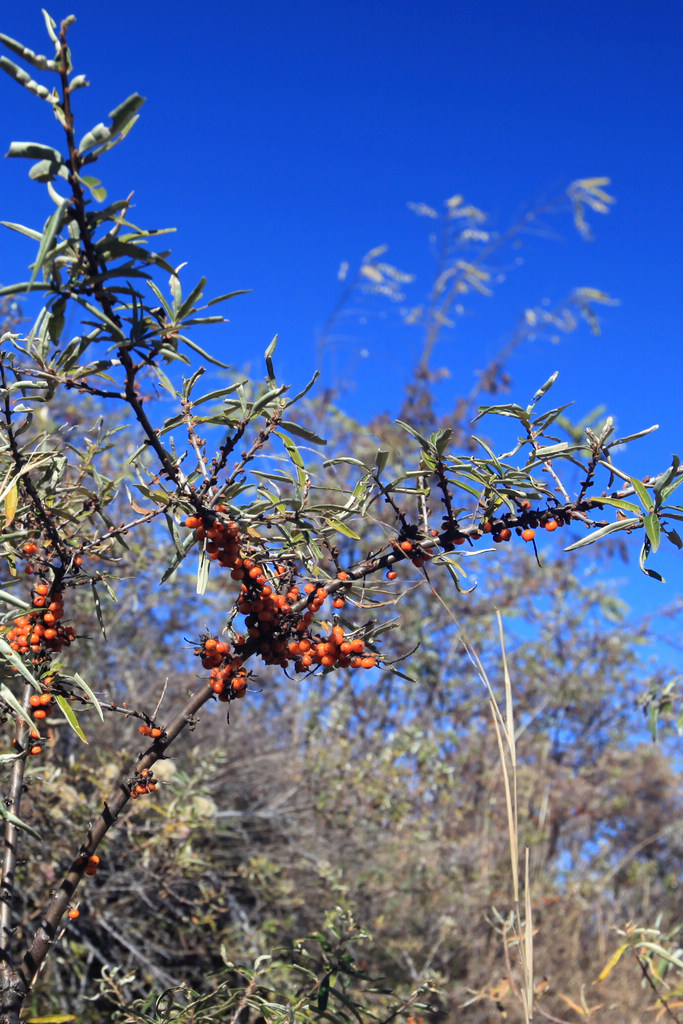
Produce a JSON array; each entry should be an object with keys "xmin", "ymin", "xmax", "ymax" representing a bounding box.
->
[{"xmin": 0, "ymin": 13, "xmax": 681, "ymax": 1024}]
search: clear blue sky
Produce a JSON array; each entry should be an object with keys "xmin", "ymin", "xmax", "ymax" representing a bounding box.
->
[{"xmin": 0, "ymin": 2, "xmax": 681, "ymax": 603}]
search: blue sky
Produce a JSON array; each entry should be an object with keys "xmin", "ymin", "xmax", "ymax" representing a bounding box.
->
[{"xmin": 0, "ymin": 1, "xmax": 681, "ymax": 603}]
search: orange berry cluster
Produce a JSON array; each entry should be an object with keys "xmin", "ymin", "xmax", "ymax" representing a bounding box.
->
[
  {"xmin": 29, "ymin": 690, "xmax": 53, "ymax": 723},
  {"xmin": 129, "ymin": 768, "xmax": 157, "ymax": 799},
  {"xmin": 12, "ymin": 722, "xmax": 44, "ymax": 757},
  {"xmin": 2, "ymin": 586, "xmax": 75, "ymax": 662},
  {"xmin": 394, "ymin": 537, "xmax": 434, "ymax": 569},
  {"xmin": 138, "ymin": 723, "xmax": 164, "ymax": 739},
  {"xmin": 436, "ymin": 500, "xmax": 568, "ymax": 551},
  {"xmin": 184, "ymin": 510, "xmax": 377, "ymax": 695},
  {"xmin": 73, "ymin": 853, "xmax": 101, "ymax": 877},
  {"xmin": 488, "ymin": 517, "xmax": 561, "ymax": 544}
]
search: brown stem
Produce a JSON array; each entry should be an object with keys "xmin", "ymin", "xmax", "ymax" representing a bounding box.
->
[
  {"xmin": 0, "ymin": 689, "xmax": 32, "ymax": 1024},
  {"xmin": 20, "ymin": 677, "xmax": 216, "ymax": 987}
]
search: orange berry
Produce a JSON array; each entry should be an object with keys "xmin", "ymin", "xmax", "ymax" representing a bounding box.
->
[
  {"xmin": 337, "ymin": 571, "xmax": 349, "ymax": 581},
  {"xmin": 32, "ymin": 709, "xmax": 47, "ymax": 720},
  {"xmin": 521, "ymin": 528, "xmax": 536, "ymax": 541},
  {"xmin": 400, "ymin": 540, "xmax": 413, "ymax": 553},
  {"xmin": 545, "ymin": 519, "xmax": 559, "ymax": 532},
  {"xmin": 29, "ymin": 745, "xmax": 42, "ymax": 755},
  {"xmin": 23, "ymin": 542, "xmax": 38, "ymax": 555},
  {"xmin": 482, "ymin": 521, "xmax": 493, "ymax": 533},
  {"xmin": 185, "ymin": 515, "xmax": 202, "ymax": 529},
  {"xmin": 85, "ymin": 864, "xmax": 98, "ymax": 876},
  {"xmin": 68, "ymin": 908, "xmax": 80, "ymax": 919},
  {"xmin": 150, "ymin": 728, "xmax": 162, "ymax": 738},
  {"xmin": 29, "ymin": 694, "xmax": 42, "ymax": 708},
  {"xmin": 361, "ymin": 656, "xmax": 376, "ymax": 669},
  {"xmin": 88, "ymin": 854, "xmax": 100, "ymax": 866},
  {"xmin": 34, "ymin": 584, "xmax": 49, "ymax": 596},
  {"xmin": 332, "ymin": 598, "xmax": 345, "ymax": 609},
  {"xmin": 139, "ymin": 724, "xmax": 151, "ymax": 736},
  {"xmin": 386, "ymin": 570, "xmax": 397, "ymax": 580}
]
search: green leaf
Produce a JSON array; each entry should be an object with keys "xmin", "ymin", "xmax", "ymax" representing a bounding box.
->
[
  {"xmin": 0, "ymin": 800, "xmax": 42, "ymax": 841},
  {"xmin": 375, "ymin": 449, "xmax": 389, "ymax": 473},
  {"xmin": 41, "ymin": 9, "xmax": 60, "ymax": 47},
  {"xmin": 564, "ymin": 518, "xmax": 641, "ymax": 551},
  {"xmin": 0, "ymin": 637, "xmax": 42, "ymax": 694},
  {"xmin": 629, "ymin": 476, "xmax": 652, "ymax": 512},
  {"xmin": 55, "ymin": 694, "xmax": 88, "ymax": 744},
  {"xmin": 175, "ymin": 276, "xmax": 206, "ymax": 322},
  {"xmin": 160, "ymin": 532, "xmax": 195, "ymax": 583},
  {"xmin": 432, "ymin": 428, "xmax": 452, "ymax": 457},
  {"xmin": 71, "ymin": 672, "xmax": 104, "ymax": 721},
  {"xmin": 79, "ymin": 175, "xmax": 107, "ymax": 201},
  {"xmin": 472, "ymin": 403, "xmax": 529, "ymax": 424},
  {"xmin": 29, "ymin": 158, "xmax": 69, "ymax": 183},
  {"xmin": 108, "ymin": 92, "xmax": 146, "ymax": 136},
  {"xmin": 0, "ymin": 31, "xmax": 57, "ymax": 70},
  {"xmin": 1, "ymin": 220, "xmax": 43, "ymax": 241},
  {"xmin": 639, "ymin": 537, "xmax": 664, "ymax": 581},
  {"xmin": 279, "ymin": 421, "xmax": 327, "ymax": 445},
  {"xmin": 395, "ymin": 419, "xmax": 430, "ymax": 451},
  {"xmin": 206, "ymin": 288, "xmax": 251, "ymax": 307},
  {"xmin": 284, "ymin": 371, "xmax": 320, "ymax": 408},
  {"xmin": 644, "ymin": 511, "xmax": 661, "ymax": 553},
  {"xmin": 317, "ymin": 974, "xmax": 331, "ymax": 1013},
  {"xmin": 0, "ymin": 57, "xmax": 53, "ymax": 98},
  {"xmin": 265, "ymin": 333, "xmax": 278, "ymax": 382},
  {"xmin": 90, "ymin": 581, "xmax": 107, "ymax": 640},
  {"xmin": 175, "ymin": 333, "xmax": 231, "ymax": 368},
  {"xmin": 0, "ymin": 281, "xmax": 50, "ymax": 296},
  {"xmin": 196, "ymin": 549, "xmax": 210, "ymax": 595},
  {"xmin": 529, "ymin": 371, "xmax": 559, "ymax": 408},
  {"xmin": 608, "ymin": 424, "xmax": 659, "ymax": 447},
  {"xmin": 593, "ymin": 496, "xmax": 642, "ymax": 514},
  {"xmin": 282, "ymin": 434, "xmax": 305, "ymax": 470},
  {"xmin": 325, "ymin": 518, "xmax": 361, "ymax": 540},
  {"xmin": 660, "ymin": 471, "xmax": 683, "ymax": 503},
  {"xmin": 323, "ymin": 457, "xmax": 368, "ymax": 470},
  {"xmin": 0, "ymin": 681, "xmax": 34, "ymax": 728},
  {"xmin": 30, "ymin": 198, "xmax": 69, "ymax": 284},
  {"xmin": 77, "ymin": 121, "xmax": 111, "ymax": 153},
  {"xmin": 7, "ymin": 140, "xmax": 64, "ymax": 163},
  {"xmin": 534, "ymin": 442, "xmax": 570, "ymax": 457}
]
